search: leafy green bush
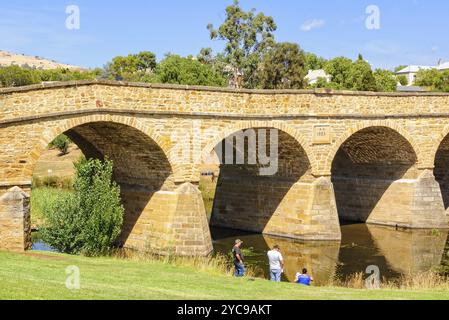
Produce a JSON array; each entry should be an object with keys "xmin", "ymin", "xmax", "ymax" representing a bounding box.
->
[
  {"xmin": 40, "ymin": 158, "xmax": 124, "ymax": 256},
  {"xmin": 49, "ymin": 134, "xmax": 72, "ymax": 155},
  {"xmin": 154, "ymin": 54, "xmax": 226, "ymax": 87},
  {"xmin": 415, "ymin": 69, "xmax": 449, "ymax": 92},
  {"xmin": 0, "ymin": 66, "xmax": 100, "ymax": 88},
  {"xmin": 397, "ymin": 75, "xmax": 408, "ymax": 86},
  {"xmin": 373, "ymin": 69, "xmax": 398, "ymax": 92},
  {"xmin": 38, "ymin": 68, "xmax": 102, "ymax": 82},
  {"xmin": 0, "ymin": 66, "xmax": 41, "ymax": 87}
]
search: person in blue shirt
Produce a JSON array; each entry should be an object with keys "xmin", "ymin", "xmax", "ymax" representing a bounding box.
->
[{"xmin": 295, "ymin": 268, "xmax": 313, "ymax": 286}]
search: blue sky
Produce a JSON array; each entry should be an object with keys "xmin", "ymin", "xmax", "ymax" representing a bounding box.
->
[{"xmin": 0, "ymin": 0, "xmax": 447, "ymax": 70}]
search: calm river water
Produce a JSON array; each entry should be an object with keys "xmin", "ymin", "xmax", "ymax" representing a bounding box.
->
[
  {"xmin": 33, "ymin": 223, "xmax": 449, "ymax": 285},
  {"xmin": 211, "ymin": 223, "xmax": 449, "ymax": 285}
]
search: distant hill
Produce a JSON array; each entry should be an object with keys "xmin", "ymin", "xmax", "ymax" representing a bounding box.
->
[{"xmin": 0, "ymin": 50, "xmax": 86, "ymax": 70}]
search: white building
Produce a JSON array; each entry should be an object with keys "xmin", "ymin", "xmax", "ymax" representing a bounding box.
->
[
  {"xmin": 305, "ymin": 69, "xmax": 331, "ymax": 85},
  {"xmin": 438, "ymin": 62, "xmax": 449, "ymax": 71},
  {"xmin": 395, "ymin": 65, "xmax": 434, "ymax": 86}
]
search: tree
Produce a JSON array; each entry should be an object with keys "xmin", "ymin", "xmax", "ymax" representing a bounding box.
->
[
  {"xmin": 0, "ymin": 66, "xmax": 41, "ymax": 87},
  {"xmin": 324, "ymin": 57, "xmax": 353, "ymax": 88},
  {"xmin": 257, "ymin": 42, "xmax": 307, "ymax": 89},
  {"xmin": 441, "ymin": 71, "xmax": 449, "ymax": 92},
  {"xmin": 323, "ymin": 56, "xmax": 377, "ymax": 91},
  {"xmin": 373, "ymin": 69, "xmax": 398, "ymax": 92},
  {"xmin": 397, "ymin": 75, "xmax": 408, "ymax": 86},
  {"xmin": 313, "ymin": 78, "xmax": 343, "ymax": 90},
  {"xmin": 197, "ymin": 48, "xmax": 214, "ymax": 64},
  {"xmin": 38, "ymin": 68, "xmax": 100, "ymax": 82},
  {"xmin": 207, "ymin": 0, "xmax": 277, "ymax": 88},
  {"xmin": 304, "ymin": 52, "xmax": 327, "ymax": 71},
  {"xmin": 154, "ymin": 54, "xmax": 226, "ymax": 86},
  {"xmin": 348, "ymin": 58, "xmax": 377, "ymax": 91},
  {"xmin": 415, "ymin": 69, "xmax": 449, "ymax": 92},
  {"xmin": 0, "ymin": 65, "xmax": 100, "ymax": 88},
  {"xmin": 106, "ymin": 51, "xmax": 157, "ymax": 82},
  {"xmin": 41, "ymin": 158, "xmax": 124, "ymax": 256},
  {"xmin": 49, "ymin": 134, "xmax": 72, "ymax": 155},
  {"xmin": 415, "ymin": 69, "xmax": 440, "ymax": 87}
]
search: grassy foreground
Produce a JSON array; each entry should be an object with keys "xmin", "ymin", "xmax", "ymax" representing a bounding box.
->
[{"xmin": 1, "ymin": 251, "xmax": 449, "ymax": 300}]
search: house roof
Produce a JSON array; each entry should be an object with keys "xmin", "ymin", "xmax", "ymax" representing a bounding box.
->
[
  {"xmin": 305, "ymin": 69, "xmax": 330, "ymax": 80},
  {"xmin": 396, "ymin": 86, "xmax": 427, "ymax": 92},
  {"xmin": 438, "ymin": 62, "xmax": 449, "ymax": 71},
  {"xmin": 396, "ymin": 65, "xmax": 434, "ymax": 74}
]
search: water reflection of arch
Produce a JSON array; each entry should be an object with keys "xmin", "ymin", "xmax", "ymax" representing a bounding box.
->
[
  {"xmin": 367, "ymin": 225, "xmax": 448, "ymax": 274},
  {"xmin": 263, "ymin": 235, "xmax": 340, "ymax": 285}
]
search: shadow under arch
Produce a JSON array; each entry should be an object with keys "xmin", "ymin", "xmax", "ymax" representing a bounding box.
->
[
  {"xmin": 31, "ymin": 120, "xmax": 174, "ymax": 248},
  {"xmin": 209, "ymin": 127, "xmax": 314, "ymax": 238},
  {"xmin": 434, "ymin": 133, "xmax": 449, "ymax": 210},
  {"xmin": 331, "ymin": 126, "xmax": 418, "ymax": 223},
  {"xmin": 202, "ymin": 121, "xmax": 317, "ymax": 175}
]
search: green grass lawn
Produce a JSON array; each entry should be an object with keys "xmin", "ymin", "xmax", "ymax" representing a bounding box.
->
[{"xmin": 1, "ymin": 251, "xmax": 449, "ymax": 300}]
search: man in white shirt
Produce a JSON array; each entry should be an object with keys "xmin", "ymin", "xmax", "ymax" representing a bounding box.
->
[{"xmin": 267, "ymin": 245, "xmax": 284, "ymax": 282}]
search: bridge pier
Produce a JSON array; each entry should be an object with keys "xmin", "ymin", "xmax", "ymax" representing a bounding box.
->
[
  {"xmin": 0, "ymin": 187, "xmax": 32, "ymax": 252},
  {"xmin": 211, "ymin": 175, "xmax": 342, "ymax": 241},
  {"xmin": 120, "ymin": 182, "xmax": 213, "ymax": 256},
  {"xmin": 365, "ymin": 169, "xmax": 449, "ymax": 229},
  {"xmin": 263, "ymin": 176, "xmax": 341, "ymax": 241}
]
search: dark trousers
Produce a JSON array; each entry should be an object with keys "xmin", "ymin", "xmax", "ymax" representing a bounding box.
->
[{"xmin": 234, "ymin": 262, "xmax": 245, "ymax": 277}]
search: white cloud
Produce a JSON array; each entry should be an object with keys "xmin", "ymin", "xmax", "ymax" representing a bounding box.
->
[{"xmin": 300, "ymin": 19, "xmax": 325, "ymax": 32}]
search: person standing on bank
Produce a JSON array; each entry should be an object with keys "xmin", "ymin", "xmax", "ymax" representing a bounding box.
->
[
  {"xmin": 232, "ymin": 239, "xmax": 245, "ymax": 277},
  {"xmin": 267, "ymin": 245, "xmax": 284, "ymax": 282}
]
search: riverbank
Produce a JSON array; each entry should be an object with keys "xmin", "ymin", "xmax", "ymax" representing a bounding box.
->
[{"xmin": 1, "ymin": 250, "xmax": 448, "ymax": 300}]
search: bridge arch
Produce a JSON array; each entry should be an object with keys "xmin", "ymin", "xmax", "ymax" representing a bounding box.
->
[
  {"xmin": 22, "ymin": 114, "xmax": 172, "ymax": 179},
  {"xmin": 22, "ymin": 114, "xmax": 184, "ymax": 251},
  {"xmin": 202, "ymin": 121, "xmax": 316, "ymax": 173},
  {"xmin": 203, "ymin": 122, "xmax": 324, "ymax": 239},
  {"xmin": 330, "ymin": 125, "xmax": 419, "ymax": 224},
  {"xmin": 324, "ymin": 121, "xmax": 421, "ymax": 176},
  {"xmin": 433, "ymin": 125, "xmax": 449, "ymax": 210}
]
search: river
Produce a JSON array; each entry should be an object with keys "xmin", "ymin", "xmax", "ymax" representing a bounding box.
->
[{"xmin": 211, "ymin": 223, "xmax": 449, "ymax": 285}]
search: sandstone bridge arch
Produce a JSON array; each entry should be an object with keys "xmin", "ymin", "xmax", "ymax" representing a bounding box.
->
[
  {"xmin": 323, "ymin": 121, "xmax": 423, "ymax": 175},
  {"xmin": 329, "ymin": 124, "xmax": 447, "ymax": 228},
  {"xmin": 433, "ymin": 125, "xmax": 449, "ymax": 214},
  {"xmin": 1, "ymin": 81, "xmax": 449, "ymax": 256},
  {"xmin": 202, "ymin": 122, "xmax": 340, "ymax": 241},
  {"xmin": 0, "ymin": 114, "xmax": 212, "ymax": 255}
]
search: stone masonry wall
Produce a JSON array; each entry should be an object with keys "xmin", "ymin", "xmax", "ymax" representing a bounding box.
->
[
  {"xmin": 0, "ymin": 187, "xmax": 31, "ymax": 251},
  {"xmin": 2, "ymin": 81, "xmax": 449, "ymax": 254},
  {"xmin": 330, "ymin": 126, "xmax": 447, "ymax": 228}
]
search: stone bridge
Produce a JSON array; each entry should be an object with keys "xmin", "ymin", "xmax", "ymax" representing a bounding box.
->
[{"xmin": 1, "ymin": 80, "xmax": 449, "ymax": 256}]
